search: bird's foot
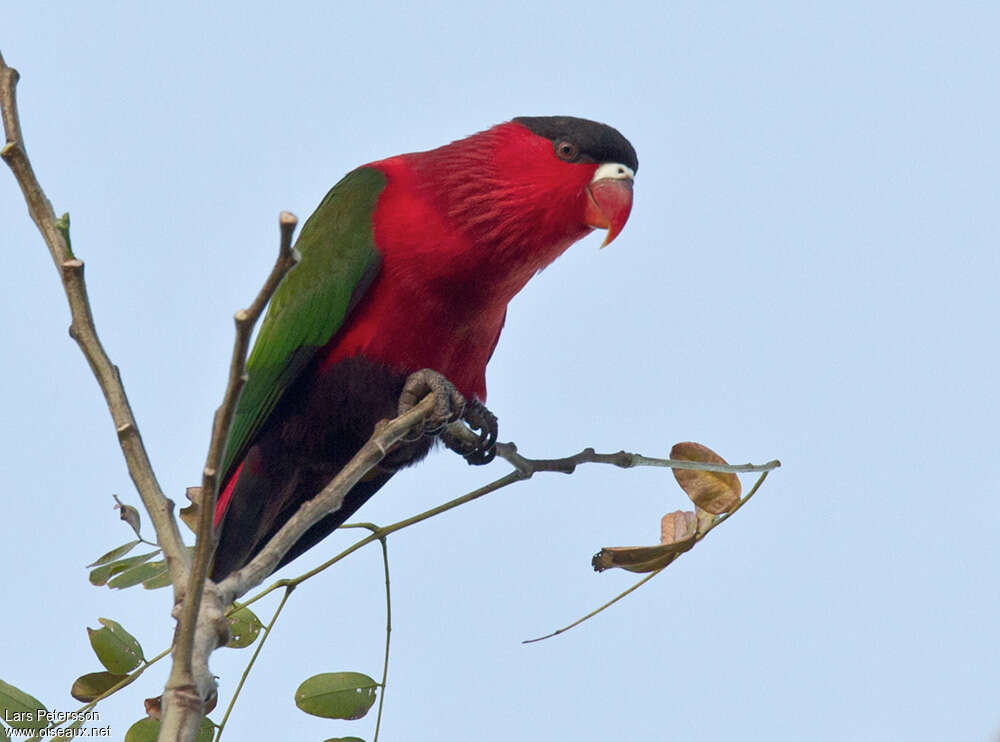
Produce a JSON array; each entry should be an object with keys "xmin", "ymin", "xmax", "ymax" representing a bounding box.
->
[
  {"xmin": 442, "ymin": 398, "xmax": 498, "ymax": 465},
  {"xmin": 398, "ymin": 368, "xmax": 466, "ymax": 437}
]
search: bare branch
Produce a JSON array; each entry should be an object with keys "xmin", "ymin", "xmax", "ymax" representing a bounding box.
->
[
  {"xmin": 0, "ymin": 51, "xmax": 190, "ymax": 591},
  {"xmin": 236, "ymin": 470, "xmax": 524, "ymax": 612},
  {"xmin": 238, "ymin": 434, "xmax": 779, "ymax": 611},
  {"xmin": 444, "ymin": 422, "xmax": 781, "ymax": 478},
  {"xmin": 218, "ymin": 394, "xmax": 438, "ymax": 602},
  {"xmin": 196, "ymin": 210, "xmax": 298, "ymax": 553},
  {"xmin": 161, "ymin": 212, "xmax": 300, "ymax": 737},
  {"xmin": 496, "ymin": 442, "xmax": 779, "ymax": 477}
]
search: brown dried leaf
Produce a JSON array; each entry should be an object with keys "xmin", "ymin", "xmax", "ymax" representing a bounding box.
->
[
  {"xmin": 661, "ymin": 510, "xmax": 696, "ymax": 544},
  {"xmin": 143, "ymin": 695, "xmax": 162, "ymax": 720},
  {"xmin": 141, "ymin": 691, "xmax": 216, "ymax": 720},
  {"xmin": 670, "ymin": 442, "xmax": 741, "ymax": 514},
  {"xmin": 179, "ymin": 487, "xmax": 202, "ymax": 533},
  {"xmin": 592, "ymin": 537, "xmax": 695, "ymax": 573}
]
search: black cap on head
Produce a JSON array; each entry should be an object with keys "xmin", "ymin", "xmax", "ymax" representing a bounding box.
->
[{"xmin": 513, "ymin": 115, "xmax": 638, "ymax": 173}]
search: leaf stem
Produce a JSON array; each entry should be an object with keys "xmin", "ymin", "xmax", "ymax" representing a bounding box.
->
[
  {"xmin": 374, "ymin": 535, "xmax": 391, "ymax": 742},
  {"xmin": 523, "ymin": 469, "xmax": 773, "ymax": 643},
  {"xmin": 214, "ymin": 586, "xmax": 294, "ymax": 741}
]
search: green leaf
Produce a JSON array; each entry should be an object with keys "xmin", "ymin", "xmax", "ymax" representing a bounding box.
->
[
  {"xmin": 226, "ymin": 605, "xmax": 263, "ymax": 648},
  {"xmin": 142, "ymin": 565, "xmax": 172, "ymax": 590},
  {"xmin": 124, "ymin": 718, "xmax": 158, "ymax": 742},
  {"xmin": 0, "ymin": 679, "xmax": 47, "ymax": 732},
  {"xmin": 88, "ymin": 551, "xmax": 159, "ymax": 586},
  {"xmin": 197, "ymin": 717, "xmax": 216, "ymax": 741},
  {"xmin": 70, "ymin": 671, "xmax": 130, "ymax": 702},
  {"xmin": 0, "ymin": 721, "xmax": 10, "ymax": 742},
  {"xmin": 127, "ymin": 717, "xmax": 213, "ymax": 742},
  {"xmin": 87, "ymin": 618, "xmax": 144, "ymax": 674},
  {"xmin": 86, "ymin": 540, "xmax": 141, "ymax": 568},
  {"xmin": 295, "ymin": 672, "xmax": 378, "ymax": 720},
  {"xmin": 108, "ymin": 561, "xmax": 168, "ymax": 590}
]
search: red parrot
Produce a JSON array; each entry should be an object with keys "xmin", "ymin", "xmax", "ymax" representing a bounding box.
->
[{"xmin": 211, "ymin": 116, "xmax": 637, "ymax": 580}]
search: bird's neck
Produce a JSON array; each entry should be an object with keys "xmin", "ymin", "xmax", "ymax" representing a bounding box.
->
[{"xmin": 401, "ymin": 124, "xmax": 594, "ymax": 303}]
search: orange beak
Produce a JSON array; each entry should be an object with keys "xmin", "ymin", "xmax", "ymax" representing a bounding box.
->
[{"xmin": 584, "ymin": 176, "xmax": 634, "ymax": 247}]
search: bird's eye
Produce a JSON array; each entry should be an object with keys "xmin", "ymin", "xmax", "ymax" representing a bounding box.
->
[{"xmin": 555, "ymin": 140, "xmax": 578, "ymax": 161}]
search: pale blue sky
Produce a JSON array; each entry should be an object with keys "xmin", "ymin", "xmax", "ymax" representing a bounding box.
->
[{"xmin": 2, "ymin": 3, "xmax": 998, "ymax": 740}]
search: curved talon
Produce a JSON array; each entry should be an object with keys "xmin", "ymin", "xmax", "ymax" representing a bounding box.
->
[
  {"xmin": 398, "ymin": 368, "xmax": 466, "ymax": 441},
  {"xmin": 466, "ymin": 399, "xmax": 498, "ymax": 449},
  {"xmin": 463, "ymin": 446, "xmax": 497, "ymax": 466},
  {"xmin": 441, "ymin": 398, "xmax": 499, "ymax": 465}
]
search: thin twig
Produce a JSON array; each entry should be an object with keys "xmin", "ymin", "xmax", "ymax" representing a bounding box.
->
[
  {"xmin": 443, "ymin": 423, "xmax": 781, "ymax": 478},
  {"xmin": 236, "ymin": 443, "xmax": 778, "ymax": 610},
  {"xmin": 166, "ymin": 212, "xmax": 299, "ymax": 729},
  {"xmin": 193, "ymin": 209, "xmax": 298, "ymax": 576},
  {"xmin": 523, "ymin": 569, "xmax": 665, "ymax": 644},
  {"xmin": 0, "ymin": 51, "xmax": 190, "ymax": 590},
  {"xmin": 236, "ymin": 470, "xmax": 523, "ymax": 611},
  {"xmin": 219, "ymin": 440, "xmax": 776, "ymax": 727},
  {"xmin": 214, "ymin": 587, "xmax": 294, "ymax": 741},
  {"xmin": 374, "ymin": 534, "xmax": 391, "ymax": 742},
  {"xmin": 523, "ymin": 469, "xmax": 773, "ymax": 643},
  {"xmin": 493, "ymin": 440, "xmax": 780, "ymax": 478}
]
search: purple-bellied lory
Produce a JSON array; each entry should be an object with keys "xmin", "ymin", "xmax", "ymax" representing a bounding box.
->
[{"xmin": 211, "ymin": 116, "xmax": 637, "ymax": 580}]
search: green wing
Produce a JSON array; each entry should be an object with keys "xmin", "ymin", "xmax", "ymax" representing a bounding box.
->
[{"xmin": 221, "ymin": 166, "xmax": 387, "ymax": 480}]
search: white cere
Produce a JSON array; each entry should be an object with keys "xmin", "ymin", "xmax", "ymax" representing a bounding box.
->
[{"xmin": 591, "ymin": 162, "xmax": 635, "ymax": 182}]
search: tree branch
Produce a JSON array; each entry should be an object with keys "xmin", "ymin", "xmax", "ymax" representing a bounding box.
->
[
  {"xmin": 444, "ymin": 422, "xmax": 781, "ymax": 478},
  {"xmin": 0, "ymin": 51, "xmax": 190, "ymax": 592},
  {"xmin": 236, "ymin": 435, "xmax": 780, "ymax": 613},
  {"xmin": 160, "ymin": 213, "xmax": 299, "ymax": 740},
  {"xmin": 218, "ymin": 394, "xmax": 438, "ymax": 602}
]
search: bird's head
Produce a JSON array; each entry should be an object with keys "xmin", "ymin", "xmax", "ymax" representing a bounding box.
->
[
  {"xmin": 392, "ymin": 115, "xmax": 637, "ymax": 301},
  {"xmin": 509, "ymin": 115, "xmax": 637, "ymax": 247},
  {"xmin": 411, "ymin": 115, "xmax": 637, "ymax": 256}
]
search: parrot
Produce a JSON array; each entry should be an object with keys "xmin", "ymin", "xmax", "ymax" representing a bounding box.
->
[{"xmin": 210, "ymin": 116, "xmax": 637, "ymax": 580}]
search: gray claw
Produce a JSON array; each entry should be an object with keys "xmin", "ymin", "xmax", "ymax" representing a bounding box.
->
[
  {"xmin": 399, "ymin": 369, "xmax": 466, "ymax": 438},
  {"xmin": 441, "ymin": 398, "xmax": 499, "ymax": 465}
]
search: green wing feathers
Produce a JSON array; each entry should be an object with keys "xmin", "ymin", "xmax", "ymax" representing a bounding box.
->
[{"xmin": 221, "ymin": 167, "xmax": 386, "ymax": 480}]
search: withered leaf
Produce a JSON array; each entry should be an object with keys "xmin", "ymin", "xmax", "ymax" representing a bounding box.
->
[
  {"xmin": 661, "ymin": 510, "xmax": 697, "ymax": 544},
  {"xmin": 179, "ymin": 487, "xmax": 203, "ymax": 534},
  {"xmin": 670, "ymin": 442, "xmax": 741, "ymax": 514},
  {"xmin": 592, "ymin": 537, "xmax": 695, "ymax": 573}
]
